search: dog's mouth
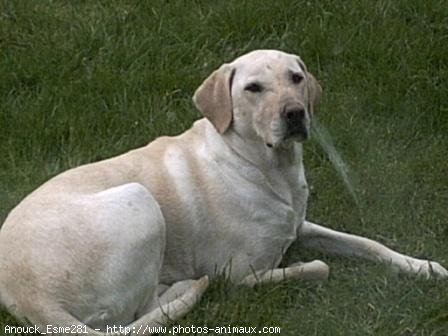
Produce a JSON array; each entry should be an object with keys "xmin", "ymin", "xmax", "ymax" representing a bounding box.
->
[
  {"xmin": 267, "ymin": 114, "xmax": 310, "ymax": 148},
  {"xmin": 285, "ymin": 126, "xmax": 309, "ymax": 141},
  {"xmin": 266, "ymin": 128, "xmax": 309, "ymax": 148}
]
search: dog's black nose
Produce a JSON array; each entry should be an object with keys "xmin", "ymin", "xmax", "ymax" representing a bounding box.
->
[{"xmin": 282, "ymin": 103, "xmax": 305, "ymax": 125}]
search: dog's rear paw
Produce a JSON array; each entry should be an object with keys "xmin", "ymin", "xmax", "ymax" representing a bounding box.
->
[
  {"xmin": 194, "ymin": 275, "xmax": 210, "ymax": 294},
  {"xmin": 181, "ymin": 275, "xmax": 209, "ymax": 303}
]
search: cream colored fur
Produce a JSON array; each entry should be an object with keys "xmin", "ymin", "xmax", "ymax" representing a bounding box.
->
[{"xmin": 0, "ymin": 50, "xmax": 446, "ymax": 335}]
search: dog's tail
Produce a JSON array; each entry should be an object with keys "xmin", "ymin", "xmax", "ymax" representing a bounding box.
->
[{"xmin": 25, "ymin": 276, "xmax": 209, "ymax": 336}]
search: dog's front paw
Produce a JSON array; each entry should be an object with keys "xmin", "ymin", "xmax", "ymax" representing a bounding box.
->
[
  {"xmin": 414, "ymin": 260, "xmax": 448, "ymax": 279},
  {"xmin": 426, "ymin": 261, "xmax": 448, "ymax": 278}
]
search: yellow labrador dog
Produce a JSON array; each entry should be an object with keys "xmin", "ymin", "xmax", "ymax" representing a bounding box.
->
[{"xmin": 0, "ymin": 50, "xmax": 447, "ymax": 335}]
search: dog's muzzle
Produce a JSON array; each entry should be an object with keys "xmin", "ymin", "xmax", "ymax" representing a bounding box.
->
[{"xmin": 281, "ymin": 102, "xmax": 308, "ymax": 140}]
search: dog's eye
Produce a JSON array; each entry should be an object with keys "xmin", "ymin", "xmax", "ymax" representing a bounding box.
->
[
  {"xmin": 244, "ymin": 83, "xmax": 263, "ymax": 93},
  {"xmin": 291, "ymin": 73, "xmax": 304, "ymax": 84}
]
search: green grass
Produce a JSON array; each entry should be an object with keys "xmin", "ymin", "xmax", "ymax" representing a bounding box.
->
[{"xmin": 1, "ymin": 0, "xmax": 448, "ymax": 335}]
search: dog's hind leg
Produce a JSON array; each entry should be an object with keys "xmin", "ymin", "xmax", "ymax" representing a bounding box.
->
[
  {"xmin": 9, "ymin": 276, "xmax": 208, "ymax": 336},
  {"xmin": 156, "ymin": 279, "xmax": 205, "ymax": 307},
  {"xmin": 129, "ymin": 276, "xmax": 209, "ymax": 333}
]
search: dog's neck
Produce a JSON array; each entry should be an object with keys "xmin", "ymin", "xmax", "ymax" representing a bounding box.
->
[
  {"xmin": 202, "ymin": 119, "xmax": 304, "ymax": 206},
  {"xmin": 203, "ymin": 119, "xmax": 303, "ymax": 175},
  {"xmin": 223, "ymin": 127, "xmax": 302, "ymax": 170}
]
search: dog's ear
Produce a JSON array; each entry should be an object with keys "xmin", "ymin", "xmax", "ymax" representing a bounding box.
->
[
  {"xmin": 295, "ymin": 57, "xmax": 322, "ymax": 114},
  {"xmin": 193, "ymin": 64, "xmax": 236, "ymax": 134},
  {"xmin": 306, "ymin": 72, "xmax": 322, "ymax": 114}
]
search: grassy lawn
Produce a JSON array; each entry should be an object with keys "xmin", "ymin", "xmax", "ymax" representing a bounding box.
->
[{"xmin": 1, "ymin": 0, "xmax": 448, "ymax": 335}]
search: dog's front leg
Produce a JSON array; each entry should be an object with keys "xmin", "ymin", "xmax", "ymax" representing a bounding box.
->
[
  {"xmin": 298, "ymin": 220, "xmax": 448, "ymax": 278},
  {"xmin": 240, "ymin": 260, "xmax": 329, "ymax": 287}
]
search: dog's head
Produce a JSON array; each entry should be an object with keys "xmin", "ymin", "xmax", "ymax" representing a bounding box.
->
[{"xmin": 193, "ymin": 50, "xmax": 321, "ymax": 148}]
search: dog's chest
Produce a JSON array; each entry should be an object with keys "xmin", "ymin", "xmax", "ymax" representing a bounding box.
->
[
  {"xmin": 226, "ymin": 166, "xmax": 307, "ymax": 243},
  {"xmin": 158, "ymin": 131, "xmax": 309, "ymax": 280},
  {"xmin": 195, "ymin": 159, "xmax": 309, "ymax": 278}
]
